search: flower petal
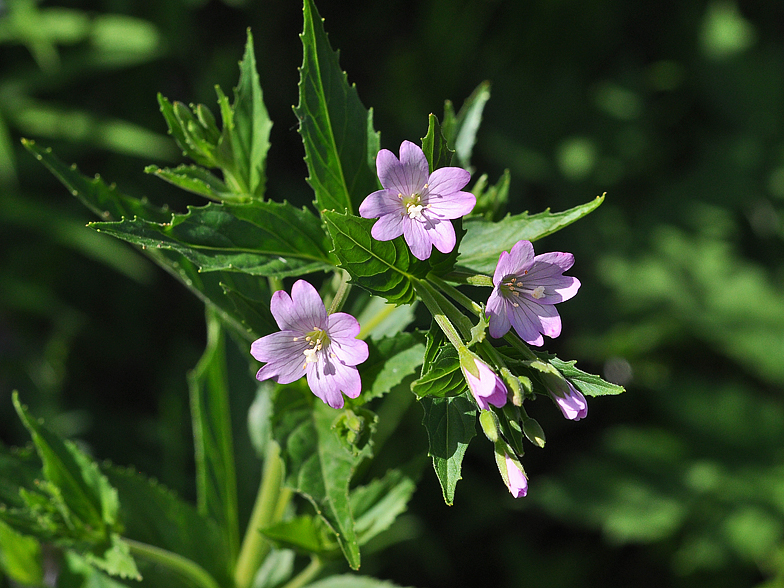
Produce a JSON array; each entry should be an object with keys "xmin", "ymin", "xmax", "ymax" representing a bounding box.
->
[
  {"xmin": 427, "ymin": 190, "xmax": 476, "ymax": 219},
  {"xmin": 551, "ymin": 382, "xmax": 588, "ymax": 420},
  {"xmin": 251, "ymin": 331, "xmax": 309, "ymax": 384},
  {"xmin": 464, "ymin": 358, "xmax": 507, "ymax": 410},
  {"xmin": 270, "ymin": 280, "xmax": 326, "ymax": 332},
  {"xmin": 376, "ymin": 142, "xmax": 428, "ymax": 195},
  {"xmin": 493, "ymin": 240, "xmax": 534, "ymax": 284},
  {"xmin": 507, "ymin": 300, "xmax": 546, "ymax": 346},
  {"xmin": 359, "ymin": 188, "xmax": 402, "ymax": 219},
  {"xmin": 486, "ymin": 289, "xmax": 512, "ymax": 338},
  {"xmin": 402, "ymin": 217, "xmax": 434, "ymax": 260},
  {"xmin": 427, "ymin": 217, "xmax": 457, "ymax": 254},
  {"xmin": 426, "ymin": 167, "xmax": 471, "ymax": 196},
  {"xmin": 371, "ymin": 211, "xmax": 406, "ymax": 241},
  {"xmin": 328, "ymin": 313, "xmax": 369, "ymax": 366},
  {"xmin": 306, "ymin": 357, "xmax": 362, "ymax": 409}
]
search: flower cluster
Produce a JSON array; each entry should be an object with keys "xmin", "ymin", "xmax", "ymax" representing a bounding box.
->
[{"xmin": 250, "ymin": 141, "xmax": 588, "ymax": 498}]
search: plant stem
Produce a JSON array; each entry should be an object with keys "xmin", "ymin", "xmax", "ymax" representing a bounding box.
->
[
  {"xmin": 280, "ymin": 556, "xmax": 323, "ymax": 588},
  {"xmin": 234, "ymin": 441, "xmax": 287, "ymax": 588},
  {"xmin": 125, "ymin": 538, "xmax": 221, "ymax": 588},
  {"xmin": 356, "ymin": 301, "xmax": 402, "ymax": 340},
  {"xmin": 326, "ymin": 270, "xmax": 352, "ymax": 314},
  {"xmin": 441, "ymin": 270, "xmax": 494, "ymax": 287},
  {"xmin": 414, "ymin": 279, "xmax": 466, "ymax": 351},
  {"xmin": 428, "ymin": 274, "xmax": 483, "ymax": 317}
]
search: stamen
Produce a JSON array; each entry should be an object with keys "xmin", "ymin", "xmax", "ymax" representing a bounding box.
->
[{"xmin": 512, "ymin": 302, "xmax": 519, "ymax": 307}]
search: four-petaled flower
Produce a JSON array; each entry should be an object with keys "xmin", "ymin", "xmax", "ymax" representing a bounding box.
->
[
  {"xmin": 250, "ymin": 280, "xmax": 369, "ymax": 409},
  {"xmin": 359, "ymin": 140, "xmax": 476, "ymax": 260},
  {"xmin": 461, "ymin": 355, "xmax": 508, "ymax": 411},
  {"xmin": 548, "ymin": 379, "xmax": 588, "ymax": 421},
  {"xmin": 486, "ymin": 240, "xmax": 581, "ymax": 346},
  {"xmin": 504, "ymin": 454, "xmax": 528, "ymax": 498}
]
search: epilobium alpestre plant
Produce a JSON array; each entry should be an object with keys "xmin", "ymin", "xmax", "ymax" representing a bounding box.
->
[{"xmin": 5, "ymin": 0, "xmax": 624, "ymax": 586}]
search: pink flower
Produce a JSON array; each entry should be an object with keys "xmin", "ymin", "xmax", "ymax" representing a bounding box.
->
[
  {"xmin": 549, "ymin": 379, "xmax": 588, "ymax": 421},
  {"xmin": 505, "ymin": 454, "xmax": 528, "ymax": 498},
  {"xmin": 359, "ymin": 141, "xmax": 475, "ymax": 260},
  {"xmin": 460, "ymin": 355, "xmax": 508, "ymax": 410},
  {"xmin": 250, "ymin": 280, "xmax": 369, "ymax": 409},
  {"xmin": 486, "ymin": 240, "xmax": 580, "ymax": 346}
]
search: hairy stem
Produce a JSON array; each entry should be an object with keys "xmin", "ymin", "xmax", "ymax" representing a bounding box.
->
[{"xmin": 125, "ymin": 538, "xmax": 221, "ymax": 588}]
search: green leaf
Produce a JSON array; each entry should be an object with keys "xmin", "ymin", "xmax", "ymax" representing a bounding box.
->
[
  {"xmin": 12, "ymin": 392, "xmax": 118, "ymax": 536},
  {"xmin": 91, "ymin": 201, "xmax": 335, "ymax": 278},
  {"xmin": 59, "ymin": 551, "xmax": 132, "ymax": 588},
  {"xmin": 323, "ymin": 211, "xmax": 427, "ymax": 305},
  {"xmin": 472, "ymin": 169, "xmax": 511, "ymax": 221},
  {"xmin": 411, "ymin": 344, "xmax": 467, "ymax": 399},
  {"xmin": 187, "ymin": 309, "xmax": 240, "ymax": 563},
  {"xmin": 144, "ymin": 164, "xmax": 233, "ymax": 201},
  {"xmin": 358, "ymin": 332, "xmax": 426, "ymax": 404},
  {"xmin": 420, "ymin": 113, "xmax": 454, "ymax": 173},
  {"xmin": 0, "ymin": 519, "xmax": 43, "ymax": 585},
  {"xmin": 261, "ymin": 515, "xmax": 337, "ymax": 555},
  {"xmin": 296, "ymin": 0, "xmax": 380, "ymax": 214},
  {"xmin": 457, "ymin": 194, "xmax": 606, "ymax": 274},
  {"xmin": 442, "ymin": 81, "xmax": 491, "ymax": 170},
  {"xmin": 22, "ymin": 139, "xmax": 171, "ymax": 223},
  {"xmin": 420, "ymin": 394, "xmax": 476, "ymax": 505},
  {"xmin": 272, "ymin": 385, "xmax": 366, "ymax": 569},
  {"xmin": 104, "ymin": 466, "xmax": 232, "ymax": 587},
  {"xmin": 548, "ymin": 357, "xmax": 626, "ymax": 397},
  {"xmin": 218, "ymin": 29, "xmax": 272, "ymax": 200},
  {"xmin": 351, "ymin": 469, "xmax": 416, "ymax": 546}
]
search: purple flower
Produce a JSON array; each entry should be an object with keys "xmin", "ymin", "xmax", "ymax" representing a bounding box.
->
[
  {"xmin": 486, "ymin": 240, "xmax": 580, "ymax": 346},
  {"xmin": 504, "ymin": 454, "xmax": 528, "ymax": 498},
  {"xmin": 549, "ymin": 379, "xmax": 588, "ymax": 421},
  {"xmin": 461, "ymin": 356, "xmax": 508, "ymax": 410},
  {"xmin": 250, "ymin": 280, "xmax": 369, "ymax": 409},
  {"xmin": 359, "ymin": 140, "xmax": 476, "ymax": 260}
]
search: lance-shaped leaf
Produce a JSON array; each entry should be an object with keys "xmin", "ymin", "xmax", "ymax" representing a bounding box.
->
[
  {"xmin": 0, "ymin": 519, "xmax": 43, "ymax": 586},
  {"xmin": 548, "ymin": 356, "xmax": 625, "ymax": 397},
  {"xmin": 296, "ymin": 0, "xmax": 380, "ymax": 214},
  {"xmin": 272, "ymin": 385, "xmax": 370, "ymax": 570},
  {"xmin": 187, "ymin": 309, "xmax": 239, "ymax": 563},
  {"xmin": 91, "ymin": 201, "xmax": 335, "ymax": 278},
  {"xmin": 11, "ymin": 393, "xmax": 140, "ymax": 580},
  {"xmin": 420, "ymin": 113, "xmax": 454, "ymax": 174},
  {"xmin": 144, "ymin": 164, "xmax": 234, "ymax": 202},
  {"xmin": 351, "ymin": 469, "xmax": 416, "ymax": 546},
  {"xmin": 420, "ymin": 394, "xmax": 476, "ymax": 505},
  {"xmin": 442, "ymin": 81, "xmax": 491, "ymax": 170},
  {"xmin": 457, "ymin": 194, "xmax": 605, "ymax": 275},
  {"xmin": 22, "ymin": 139, "xmax": 171, "ymax": 223},
  {"xmin": 411, "ymin": 344, "xmax": 467, "ymax": 399},
  {"xmin": 357, "ymin": 332, "xmax": 426, "ymax": 404},
  {"xmin": 323, "ymin": 211, "xmax": 427, "ymax": 305}
]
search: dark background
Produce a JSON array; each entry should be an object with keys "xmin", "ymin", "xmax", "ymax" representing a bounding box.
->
[{"xmin": 2, "ymin": 1, "xmax": 784, "ymax": 586}]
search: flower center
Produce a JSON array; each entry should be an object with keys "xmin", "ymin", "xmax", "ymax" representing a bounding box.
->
[
  {"xmin": 300, "ymin": 328, "xmax": 330, "ymax": 367},
  {"xmin": 500, "ymin": 275, "xmax": 546, "ymax": 304},
  {"xmin": 399, "ymin": 187, "xmax": 430, "ymax": 221}
]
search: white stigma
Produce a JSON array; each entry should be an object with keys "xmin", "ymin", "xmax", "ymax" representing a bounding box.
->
[
  {"xmin": 301, "ymin": 329, "xmax": 328, "ymax": 368},
  {"xmin": 532, "ymin": 286, "xmax": 545, "ymax": 299},
  {"xmin": 407, "ymin": 202, "xmax": 425, "ymax": 220}
]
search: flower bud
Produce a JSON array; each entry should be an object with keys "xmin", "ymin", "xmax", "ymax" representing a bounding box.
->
[
  {"xmin": 479, "ymin": 409, "xmax": 501, "ymax": 443},
  {"xmin": 522, "ymin": 417, "xmax": 546, "ymax": 448},
  {"xmin": 494, "ymin": 442, "xmax": 528, "ymax": 498},
  {"xmin": 500, "ymin": 367, "xmax": 523, "ymax": 406},
  {"xmin": 459, "ymin": 352, "xmax": 507, "ymax": 410}
]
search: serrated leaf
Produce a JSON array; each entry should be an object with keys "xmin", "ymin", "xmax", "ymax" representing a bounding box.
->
[
  {"xmin": 145, "ymin": 164, "xmax": 233, "ymax": 201},
  {"xmin": 260, "ymin": 515, "xmax": 337, "ymax": 555},
  {"xmin": 22, "ymin": 139, "xmax": 171, "ymax": 223},
  {"xmin": 59, "ymin": 551, "xmax": 132, "ymax": 588},
  {"xmin": 91, "ymin": 201, "xmax": 334, "ymax": 278},
  {"xmin": 447, "ymin": 81, "xmax": 491, "ymax": 170},
  {"xmin": 458, "ymin": 195, "xmax": 606, "ymax": 274},
  {"xmin": 296, "ymin": 0, "xmax": 380, "ymax": 214},
  {"xmin": 323, "ymin": 211, "xmax": 427, "ymax": 305},
  {"xmin": 272, "ymin": 385, "xmax": 365, "ymax": 569},
  {"xmin": 104, "ymin": 466, "xmax": 232, "ymax": 587},
  {"xmin": 0, "ymin": 519, "xmax": 43, "ymax": 585},
  {"xmin": 351, "ymin": 469, "xmax": 416, "ymax": 546},
  {"xmin": 12, "ymin": 393, "xmax": 118, "ymax": 537},
  {"xmin": 411, "ymin": 344, "xmax": 467, "ymax": 399},
  {"xmin": 548, "ymin": 357, "xmax": 625, "ymax": 397},
  {"xmin": 219, "ymin": 29, "xmax": 272, "ymax": 200},
  {"xmin": 83, "ymin": 534, "xmax": 141, "ymax": 581},
  {"xmin": 358, "ymin": 332, "xmax": 426, "ymax": 404},
  {"xmin": 472, "ymin": 169, "xmax": 510, "ymax": 221},
  {"xmin": 158, "ymin": 93, "xmax": 213, "ymax": 167},
  {"xmin": 420, "ymin": 394, "xmax": 476, "ymax": 505},
  {"xmin": 187, "ymin": 309, "xmax": 239, "ymax": 563},
  {"xmin": 420, "ymin": 113, "xmax": 454, "ymax": 173}
]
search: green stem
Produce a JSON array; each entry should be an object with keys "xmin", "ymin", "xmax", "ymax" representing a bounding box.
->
[
  {"xmin": 280, "ymin": 556, "xmax": 323, "ymax": 588},
  {"xmin": 414, "ymin": 279, "xmax": 466, "ymax": 351},
  {"xmin": 125, "ymin": 538, "xmax": 221, "ymax": 588},
  {"xmin": 502, "ymin": 332, "xmax": 537, "ymax": 361},
  {"xmin": 326, "ymin": 270, "xmax": 352, "ymax": 315},
  {"xmin": 441, "ymin": 270, "xmax": 494, "ymax": 287},
  {"xmin": 428, "ymin": 274, "xmax": 483, "ymax": 317},
  {"xmin": 357, "ymin": 301, "xmax": 401, "ymax": 340},
  {"xmin": 234, "ymin": 442, "xmax": 288, "ymax": 588}
]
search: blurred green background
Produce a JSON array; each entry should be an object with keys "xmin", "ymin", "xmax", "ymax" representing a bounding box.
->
[{"xmin": 2, "ymin": 0, "xmax": 784, "ymax": 586}]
